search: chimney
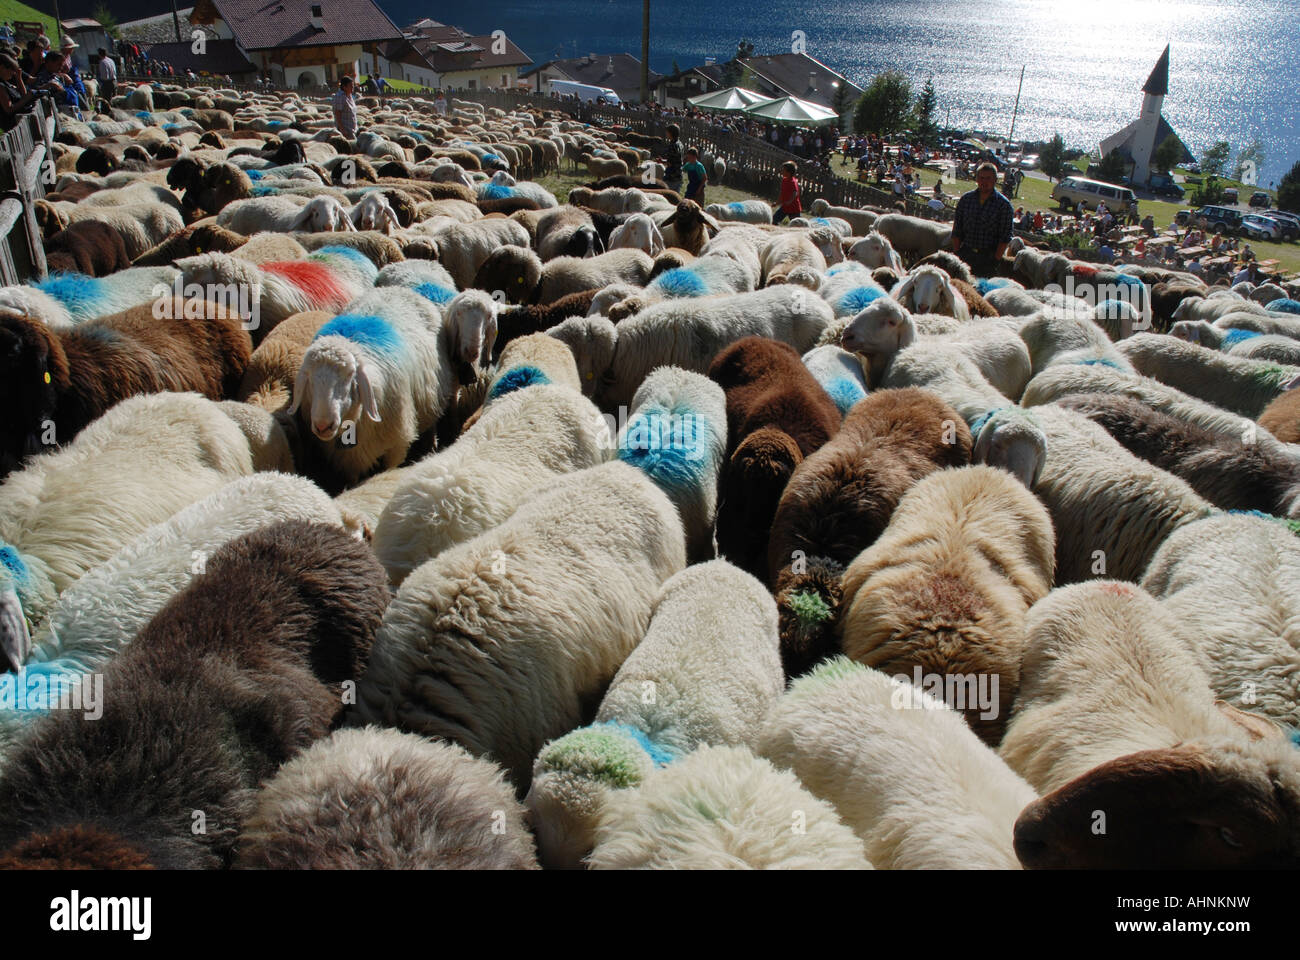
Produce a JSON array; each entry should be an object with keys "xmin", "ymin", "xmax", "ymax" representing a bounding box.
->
[{"xmin": 310, "ymin": 4, "xmax": 323, "ymax": 29}]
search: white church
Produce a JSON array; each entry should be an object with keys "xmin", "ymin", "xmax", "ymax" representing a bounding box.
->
[{"xmin": 1099, "ymin": 45, "xmax": 1194, "ymax": 188}]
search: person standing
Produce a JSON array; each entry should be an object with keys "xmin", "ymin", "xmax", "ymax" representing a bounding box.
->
[
  {"xmin": 774, "ymin": 160, "xmax": 801, "ymax": 223},
  {"xmin": 682, "ymin": 146, "xmax": 707, "ymax": 204},
  {"xmin": 332, "ymin": 74, "xmax": 357, "ymax": 140},
  {"xmin": 658, "ymin": 123, "xmax": 683, "ymax": 194},
  {"xmin": 951, "ymin": 161, "xmax": 1014, "ymax": 278}
]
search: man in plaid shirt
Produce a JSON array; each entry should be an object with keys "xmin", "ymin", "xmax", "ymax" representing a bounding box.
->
[{"xmin": 951, "ymin": 162, "xmax": 1014, "ymax": 278}]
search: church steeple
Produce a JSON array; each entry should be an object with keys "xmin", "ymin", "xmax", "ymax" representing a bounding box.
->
[{"xmin": 1142, "ymin": 44, "xmax": 1170, "ymax": 97}]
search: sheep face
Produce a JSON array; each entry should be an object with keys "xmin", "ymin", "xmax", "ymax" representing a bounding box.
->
[
  {"xmin": 1014, "ymin": 740, "xmax": 1300, "ymax": 869},
  {"xmin": 808, "ymin": 227, "xmax": 844, "ymax": 265},
  {"xmin": 446, "ymin": 293, "xmax": 499, "ymax": 374},
  {"xmin": 490, "ymin": 170, "xmax": 517, "ymax": 187},
  {"xmin": 351, "ymin": 194, "xmax": 398, "ymax": 234},
  {"xmin": 973, "ymin": 412, "xmax": 1046, "ymax": 489},
  {"xmin": 608, "ymin": 214, "xmax": 663, "ymax": 257},
  {"xmin": 841, "ymin": 299, "xmax": 914, "ymax": 356},
  {"xmin": 895, "ymin": 267, "xmax": 956, "ymax": 316},
  {"xmin": 296, "ymin": 196, "xmax": 355, "ymax": 233},
  {"xmin": 291, "ymin": 341, "xmax": 381, "ymax": 441},
  {"xmin": 849, "ymin": 233, "xmax": 896, "ymax": 270},
  {"xmin": 549, "ymin": 315, "xmax": 616, "ymax": 397}
]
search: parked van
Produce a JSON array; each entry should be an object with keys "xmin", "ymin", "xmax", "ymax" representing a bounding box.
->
[
  {"xmin": 1051, "ymin": 176, "xmax": 1137, "ymax": 212},
  {"xmin": 547, "ymin": 79, "xmax": 621, "ymax": 105}
]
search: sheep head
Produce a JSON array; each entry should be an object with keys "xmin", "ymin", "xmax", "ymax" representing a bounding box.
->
[
  {"xmin": 894, "ymin": 266, "xmax": 957, "ymax": 316},
  {"xmin": 849, "ymin": 232, "xmax": 896, "ymax": 270},
  {"xmin": 972, "ymin": 408, "xmax": 1047, "ymax": 490},
  {"xmin": 294, "ymin": 196, "xmax": 355, "ymax": 233},
  {"xmin": 350, "ymin": 193, "xmax": 399, "ymax": 234},
  {"xmin": 290, "ymin": 335, "xmax": 381, "ymax": 441},
  {"xmin": 445, "ymin": 290, "xmax": 500, "ymax": 376},
  {"xmin": 1014, "ymin": 735, "xmax": 1300, "ymax": 869},
  {"xmin": 808, "ymin": 226, "xmax": 844, "ymax": 265},
  {"xmin": 548, "ymin": 314, "xmax": 616, "ymax": 397},
  {"xmin": 841, "ymin": 297, "xmax": 915, "ymax": 356}
]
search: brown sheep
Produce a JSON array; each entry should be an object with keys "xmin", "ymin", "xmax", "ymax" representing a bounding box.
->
[
  {"xmin": 766, "ymin": 388, "xmax": 974, "ymax": 677},
  {"xmin": 0, "ymin": 521, "xmax": 389, "ymax": 870},
  {"xmin": 473, "ymin": 245, "xmax": 542, "ymax": 304},
  {"xmin": 661, "ymin": 199, "xmax": 722, "ymax": 256},
  {"xmin": 709, "ymin": 336, "xmax": 841, "ymax": 580},
  {"xmin": 1259, "ymin": 387, "xmax": 1300, "ymax": 444},
  {"xmin": 131, "ymin": 222, "xmax": 248, "ymax": 266},
  {"xmin": 43, "ymin": 220, "xmax": 131, "ymax": 277},
  {"xmin": 950, "ymin": 277, "xmax": 999, "ymax": 317},
  {"xmin": 495, "ymin": 289, "xmax": 599, "ymax": 357}
]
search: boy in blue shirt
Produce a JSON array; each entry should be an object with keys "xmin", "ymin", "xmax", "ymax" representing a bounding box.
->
[{"xmin": 683, "ymin": 147, "xmax": 707, "ymax": 204}]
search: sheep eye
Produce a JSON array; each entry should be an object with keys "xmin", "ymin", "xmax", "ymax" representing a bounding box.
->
[{"xmin": 1219, "ymin": 827, "xmax": 1243, "ymax": 849}]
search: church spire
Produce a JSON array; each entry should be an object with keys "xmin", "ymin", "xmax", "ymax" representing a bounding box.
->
[{"xmin": 1142, "ymin": 44, "xmax": 1170, "ymax": 97}]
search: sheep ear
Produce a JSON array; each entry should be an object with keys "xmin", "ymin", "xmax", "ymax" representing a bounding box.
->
[
  {"xmin": 356, "ymin": 362, "xmax": 382, "ymax": 422},
  {"xmin": 1215, "ymin": 700, "xmax": 1283, "ymax": 741},
  {"xmin": 894, "ymin": 275, "xmax": 915, "ymax": 307},
  {"xmin": 1283, "ymin": 371, "xmax": 1300, "ymax": 392},
  {"xmin": 287, "ymin": 366, "xmax": 308, "ymax": 416},
  {"xmin": 662, "ymin": 211, "xmax": 678, "ymax": 229},
  {"xmin": 701, "ymin": 213, "xmax": 722, "ymax": 234}
]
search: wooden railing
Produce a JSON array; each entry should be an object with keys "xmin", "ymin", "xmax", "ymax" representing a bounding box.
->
[{"xmin": 0, "ymin": 96, "xmax": 54, "ymax": 283}]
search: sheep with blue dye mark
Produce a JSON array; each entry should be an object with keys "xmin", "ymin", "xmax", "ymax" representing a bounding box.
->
[
  {"xmin": 1116, "ymin": 332, "xmax": 1300, "ymax": 419},
  {"xmin": 356, "ymin": 460, "xmax": 686, "ymax": 790},
  {"xmin": 372, "ymin": 384, "xmax": 611, "ymax": 587},
  {"xmin": 616, "ymin": 366, "xmax": 727, "ymax": 561},
  {"xmin": 808, "ymin": 199, "xmax": 879, "ymax": 235},
  {"xmin": 1213, "ymin": 308, "xmax": 1300, "ymax": 339},
  {"xmin": 606, "ymin": 254, "xmax": 756, "ymax": 322},
  {"xmin": 0, "ymin": 392, "xmax": 263, "ymax": 673},
  {"xmin": 801, "ymin": 344, "xmax": 869, "ymax": 416},
  {"xmin": 1017, "ymin": 311, "xmax": 1136, "ymax": 376},
  {"xmin": 759, "ymin": 658, "xmax": 1038, "ymax": 869},
  {"xmin": 817, "ymin": 261, "xmax": 889, "ymax": 319},
  {"xmin": 22, "ymin": 266, "xmax": 180, "ymax": 326},
  {"xmin": 289, "ymin": 288, "xmax": 481, "ymax": 485},
  {"xmin": 1225, "ymin": 333, "xmax": 1300, "ymax": 366},
  {"xmin": 1267, "ymin": 298, "xmax": 1300, "ymax": 315},
  {"xmin": 236, "ymin": 727, "xmax": 540, "ymax": 869},
  {"xmin": 526, "ymin": 560, "xmax": 785, "ymax": 868},
  {"xmin": 0, "ymin": 472, "xmax": 356, "ymax": 753},
  {"xmin": 586, "ymin": 743, "xmax": 872, "ymax": 869},
  {"xmin": 375, "ymin": 258, "xmax": 458, "ymax": 297},
  {"xmin": 705, "ymin": 200, "xmax": 773, "ymax": 224}
]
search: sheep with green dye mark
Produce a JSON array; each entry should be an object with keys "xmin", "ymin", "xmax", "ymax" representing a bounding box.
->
[{"xmin": 527, "ymin": 560, "xmax": 784, "ymax": 868}]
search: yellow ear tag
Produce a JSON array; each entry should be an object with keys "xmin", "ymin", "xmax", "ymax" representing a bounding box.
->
[
  {"xmin": 44, "ymin": 372, "xmax": 51, "ymax": 384},
  {"xmin": 585, "ymin": 371, "xmax": 594, "ymax": 380}
]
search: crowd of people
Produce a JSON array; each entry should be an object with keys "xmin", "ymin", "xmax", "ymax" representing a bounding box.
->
[{"xmin": 0, "ymin": 32, "xmax": 90, "ymax": 129}]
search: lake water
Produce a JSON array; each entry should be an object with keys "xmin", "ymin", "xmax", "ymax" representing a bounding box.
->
[{"xmin": 393, "ymin": 0, "xmax": 1298, "ymax": 187}]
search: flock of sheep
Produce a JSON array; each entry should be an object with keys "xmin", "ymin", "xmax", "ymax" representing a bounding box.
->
[{"xmin": 0, "ymin": 81, "xmax": 1297, "ymax": 870}]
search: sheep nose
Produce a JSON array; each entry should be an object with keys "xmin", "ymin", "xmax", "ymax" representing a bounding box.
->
[{"xmin": 313, "ymin": 420, "xmax": 338, "ymax": 439}]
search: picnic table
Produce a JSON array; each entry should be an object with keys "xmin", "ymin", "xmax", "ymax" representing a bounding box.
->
[
  {"xmin": 1181, "ymin": 246, "xmax": 1207, "ymax": 258},
  {"xmin": 1204, "ymin": 256, "xmax": 1233, "ymax": 268},
  {"xmin": 1259, "ymin": 259, "xmax": 1280, "ymax": 271}
]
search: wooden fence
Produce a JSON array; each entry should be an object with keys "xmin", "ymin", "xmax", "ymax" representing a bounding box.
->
[{"xmin": 0, "ymin": 96, "xmax": 54, "ymax": 284}]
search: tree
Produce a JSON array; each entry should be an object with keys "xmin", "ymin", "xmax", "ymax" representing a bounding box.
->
[
  {"xmin": 831, "ymin": 80, "xmax": 852, "ymax": 120},
  {"xmin": 1096, "ymin": 149, "xmax": 1127, "ymax": 184},
  {"xmin": 913, "ymin": 76, "xmax": 938, "ymax": 146},
  {"xmin": 1039, "ymin": 133, "xmax": 1067, "ymax": 183},
  {"xmin": 93, "ymin": 3, "xmax": 121, "ymax": 39},
  {"xmin": 853, "ymin": 70, "xmax": 913, "ymax": 137},
  {"xmin": 1235, "ymin": 137, "xmax": 1265, "ymax": 185},
  {"xmin": 1152, "ymin": 134, "xmax": 1183, "ymax": 174},
  {"xmin": 1201, "ymin": 140, "xmax": 1231, "ymax": 178},
  {"xmin": 1278, "ymin": 160, "xmax": 1300, "ymax": 213},
  {"xmin": 671, "ymin": 59, "xmax": 681, "ymax": 77},
  {"xmin": 1191, "ymin": 175, "xmax": 1226, "ymax": 206},
  {"xmin": 736, "ymin": 39, "xmax": 755, "ymax": 60}
]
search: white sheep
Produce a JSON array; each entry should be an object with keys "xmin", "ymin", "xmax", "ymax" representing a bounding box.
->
[
  {"xmin": 536, "ymin": 248, "xmax": 655, "ymax": 304},
  {"xmin": 808, "ymin": 198, "xmax": 879, "ymax": 235},
  {"xmin": 586, "ymin": 744, "xmax": 872, "ymax": 870},
  {"xmin": 217, "ymin": 194, "xmax": 355, "ymax": 234},
  {"xmin": 760, "ymin": 230, "xmax": 831, "ymax": 288},
  {"xmin": 1116, "ymin": 332, "xmax": 1299, "ymax": 418},
  {"xmin": 426, "ymin": 217, "xmax": 532, "ymax": 289},
  {"xmin": 758, "ymin": 658, "xmax": 1037, "ymax": 869},
  {"xmin": 892, "ymin": 265, "xmax": 970, "ymax": 319},
  {"xmin": 1214, "ymin": 310, "xmax": 1300, "ymax": 338},
  {"xmin": 332, "ymin": 464, "xmax": 416, "ymax": 535},
  {"xmin": 704, "ymin": 200, "xmax": 773, "ymax": 224},
  {"xmin": 64, "ymin": 203, "xmax": 185, "ymax": 260},
  {"xmin": 1017, "ymin": 311, "xmax": 1135, "ymax": 376},
  {"xmin": 615, "ymin": 366, "xmax": 727, "ymax": 561},
  {"xmin": 1141, "ymin": 512, "xmax": 1300, "ymax": 727},
  {"xmin": 347, "ymin": 192, "xmax": 400, "ymax": 233},
  {"xmin": 802, "ymin": 344, "xmax": 869, "ymax": 416},
  {"xmin": 371, "ymin": 384, "xmax": 611, "ymax": 586},
  {"xmin": 355, "ymin": 460, "xmax": 686, "ymax": 790},
  {"xmin": 288, "ymin": 288, "xmax": 475, "ymax": 484},
  {"xmin": 847, "ymin": 232, "xmax": 903, "ymax": 272},
  {"xmin": 235, "ymin": 727, "xmax": 539, "ymax": 869},
  {"xmin": 527, "ymin": 560, "xmax": 784, "ymax": 868},
  {"xmin": 0, "ymin": 393, "xmax": 259, "ymax": 675},
  {"xmin": 871, "ymin": 212, "xmax": 953, "ymax": 264},
  {"xmin": 606, "ymin": 213, "xmax": 665, "ymax": 256},
  {"xmin": 564, "ymin": 286, "xmax": 834, "ymax": 410},
  {"xmin": 999, "ymin": 579, "xmax": 1276, "ymax": 794},
  {"xmin": 1172, "ymin": 296, "xmax": 1267, "ymax": 324}
]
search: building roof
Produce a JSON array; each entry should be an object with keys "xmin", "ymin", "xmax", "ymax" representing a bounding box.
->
[
  {"xmin": 404, "ymin": 19, "xmax": 466, "ymax": 43},
  {"xmin": 60, "ymin": 18, "xmax": 102, "ymax": 30},
  {"xmin": 197, "ymin": 0, "xmax": 402, "ymax": 50},
  {"xmin": 521, "ymin": 53, "xmax": 661, "ymax": 91},
  {"xmin": 1101, "ymin": 114, "xmax": 1194, "ymax": 167},
  {"xmin": 140, "ymin": 38, "xmax": 258, "ymax": 74},
  {"xmin": 737, "ymin": 52, "xmax": 862, "ymax": 109},
  {"xmin": 410, "ymin": 32, "xmax": 532, "ymax": 73},
  {"xmin": 1143, "ymin": 44, "xmax": 1170, "ymax": 96}
]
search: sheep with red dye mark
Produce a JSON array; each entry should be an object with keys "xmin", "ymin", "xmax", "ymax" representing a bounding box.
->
[
  {"xmin": 709, "ymin": 336, "xmax": 841, "ymax": 580},
  {"xmin": 176, "ymin": 246, "xmax": 378, "ymax": 343},
  {"xmin": 0, "ymin": 521, "xmax": 388, "ymax": 869}
]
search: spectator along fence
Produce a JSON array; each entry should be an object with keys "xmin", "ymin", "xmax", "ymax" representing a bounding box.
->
[{"xmin": 0, "ymin": 95, "xmax": 54, "ymax": 284}]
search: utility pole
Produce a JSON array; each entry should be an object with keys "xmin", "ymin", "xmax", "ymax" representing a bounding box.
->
[
  {"xmin": 1003, "ymin": 63, "xmax": 1024, "ymax": 143},
  {"xmin": 171, "ymin": 0, "xmax": 183, "ymax": 42},
  {"xmin": 50, "ymin": 0, "xmax": 62, "ymax": 42},
  {"xmin": 640, "ymin": 0, "xmax": 649, "ymax": 104}
]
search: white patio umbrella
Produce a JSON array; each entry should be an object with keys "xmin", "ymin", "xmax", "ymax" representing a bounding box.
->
[
  {"xmin": 687, "ymin": 86, "xmax": 775, "ymax": 111},
  {"xmin": 742, "ymin": 95, "xmax": 840, "ymax": 125}
]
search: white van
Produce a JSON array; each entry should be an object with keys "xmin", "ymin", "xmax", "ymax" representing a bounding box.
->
[
  {"xmin": 1051, "ymin": 176, "xmax": 1137, "ymax": 212},
  {"xmin": 547, "ymin": 79, "xmax": 621, "ymax": 105}
]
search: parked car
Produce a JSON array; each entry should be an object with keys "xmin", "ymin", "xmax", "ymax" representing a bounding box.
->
[
  {"xmin": 1051, "ymin": 175, "xmax": 1138, "ymax": 212},
  {"xmin": 1260, "ymin": 211, "xmax": 1299, "ymax": 241},
  {"xmin": 1250, "ymin": 191, "xmax": 1272, "ymax": 208},
  {"xmin": 1222, "ymin": 187, "xmax": 1239, "ymax": 204},
  {"xmin": 1181, "ymin": 204, "xmax": 1245, "ymax": 233},
  {"xmin": 1185, "ymin": 162, "xmax": 1201, "ymax": 174},
  {"xmin": 1241, "ymin": 214, "xmax": 1282, "ymax": 241},
  {"xmin": 1020, "ymin": 154, "xmax": 1039, "ymax": 170},
  {"xmin": 1146, "ymin": 173, "xmax": 1185, "ymax": 199}
]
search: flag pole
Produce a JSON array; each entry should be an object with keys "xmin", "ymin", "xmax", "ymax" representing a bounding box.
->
[{"xmin": 1007, "ymin": 64, "xmax": 1025, "ymax": 144}]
